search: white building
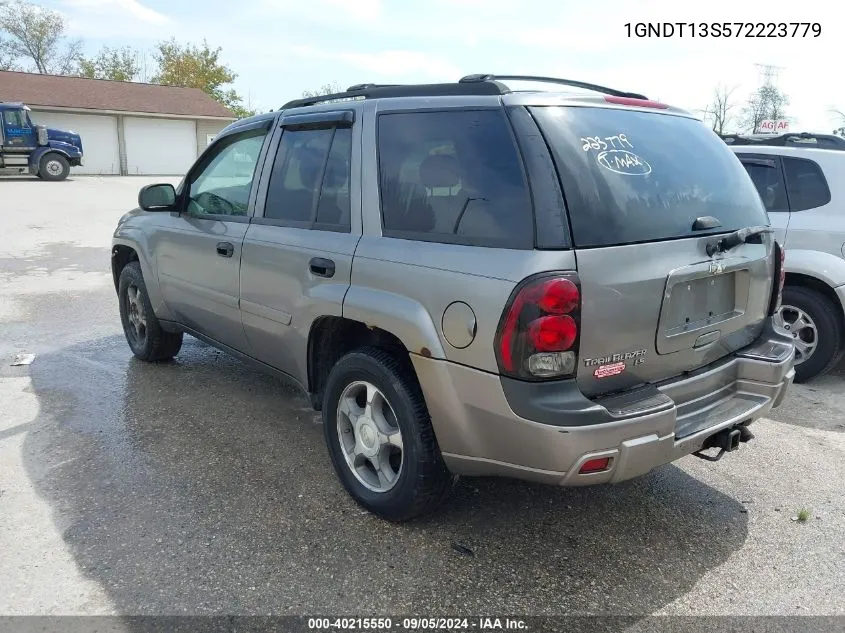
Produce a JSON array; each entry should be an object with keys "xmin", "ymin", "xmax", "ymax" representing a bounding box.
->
[{"xmin": 1, "ymin": 70, "xmax": 236, "ymax": 175}]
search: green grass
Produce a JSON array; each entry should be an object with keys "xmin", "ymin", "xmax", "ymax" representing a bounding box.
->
[{"xmin": 796, "ymin": 508, "xmax": 811, "ymax": 522}]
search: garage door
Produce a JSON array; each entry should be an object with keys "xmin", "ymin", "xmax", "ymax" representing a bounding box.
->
[
  {"xmin": 124, "ymin": 117, "xmax": 197, "ymax": 176},
  {"xmin": 30, "ymin": 111, "xmax": 120, "ymax": 175}
]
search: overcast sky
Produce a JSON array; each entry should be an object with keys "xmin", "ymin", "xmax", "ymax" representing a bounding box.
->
[{"xmin": 40, "ymin": 0, "xmax": 837, "ymax": 132}]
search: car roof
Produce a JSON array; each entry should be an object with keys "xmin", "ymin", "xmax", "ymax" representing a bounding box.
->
[
  {"xmin": 729, "ymin": 144, "xmax": 845, "ymax": 160},
  {"xmin": 721, "ymin": 132, "xmax": 845, "ymax": 150}
]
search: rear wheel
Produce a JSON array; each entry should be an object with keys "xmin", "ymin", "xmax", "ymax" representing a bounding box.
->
[
  {"xmin": 776, "ymin": 286, "xmax": 844, "ymax": 382},
  {"xmin": 322, "ymin": 347, "xmax": 453, "ymax": 521},
  {"xmin": 38, "ymin": 153, "xmax": 70, "ymax": 181}
]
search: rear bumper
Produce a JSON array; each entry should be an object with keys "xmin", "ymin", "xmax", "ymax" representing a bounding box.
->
[{"xmin": 412, "ymin": 322, "xmax": 794, "ymax": 486}]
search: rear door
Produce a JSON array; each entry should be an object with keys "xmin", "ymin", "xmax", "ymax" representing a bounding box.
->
[
  {"xmin": 239, "ymin": 109, "xmax": 361, "ymax": 384},
  {"xmin": 531, "ymin": 105, "xmax": 775, "ymax": 397}
]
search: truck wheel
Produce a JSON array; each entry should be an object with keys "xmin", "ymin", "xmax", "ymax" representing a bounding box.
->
[
  {"xmin": 322, "ymin": 347, "xmax": 453, "ymax": 521},
  {"xmin": 118, "ymin": 262, "xmax": 183, "ymax": 362},
  {"xmin": 38, "ymin": 153, "xmax": 70, "ymax": 181},
  {"xmin": 777, "ymin": 286, "xmax": 844, "ymax": 382}
]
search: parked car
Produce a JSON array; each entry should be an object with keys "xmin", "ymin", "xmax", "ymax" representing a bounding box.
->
[
  {"xmin": 112, "ymin": 75, "xmax": 794, "ymax": 521},
  {"xmin": 726, "ymin": 133, "xmax": 845, "ymax": 381}
]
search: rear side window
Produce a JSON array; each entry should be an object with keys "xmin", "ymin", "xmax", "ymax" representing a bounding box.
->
[
  {"xmin": 377, "ymin": 109, "xmax": 534, "ymax": 249},
  {"xmin": 263, "ymin": 127, "xmax": 352, "ymax": 231},
  {"xmin": 739, "ymin": 158, "xmax": 788, "ymax": 213},
  {"xmin": 531, "ymin": 106, "xmax": 769, "ymax": 248},
  {"xmin": 783, "ymin": 157, "xmax": 830, "ymax": 211}
]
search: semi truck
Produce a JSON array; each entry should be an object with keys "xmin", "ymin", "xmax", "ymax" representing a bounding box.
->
[{"xmin": 0, "ymin": 102, "xmax": 83, "ymax": 181}]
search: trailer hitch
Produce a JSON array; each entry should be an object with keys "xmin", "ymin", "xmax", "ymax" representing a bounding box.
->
[{"xmin": 693, "ymin": 427, "xmax": 744, "ymax": 462}]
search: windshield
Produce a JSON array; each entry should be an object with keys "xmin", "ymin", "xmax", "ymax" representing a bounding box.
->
[{"xmin": 530, "ymin": 106, "xmax": 769, "ymax": 248}]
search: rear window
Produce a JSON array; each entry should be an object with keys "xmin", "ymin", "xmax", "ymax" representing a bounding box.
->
[{"xmin": 531, "ymin": 106, "xmax": 769, "ymax": 248}]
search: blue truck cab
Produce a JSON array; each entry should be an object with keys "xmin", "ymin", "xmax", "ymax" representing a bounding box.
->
[{"xmin": 0, "ymin": 102, "xmax": 83, "ymax": 180}]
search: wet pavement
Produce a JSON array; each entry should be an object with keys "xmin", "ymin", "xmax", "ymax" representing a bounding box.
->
[{"xmin": 1, "ymin": 177, "xmax": 843, "ymax": 617}]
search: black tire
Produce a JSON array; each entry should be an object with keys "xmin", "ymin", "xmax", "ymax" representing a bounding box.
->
[
  {"xmin": 322, "ymin": 347, "xmax": 453, "ymax": 521},
  {"xmin": 780, "ymin": 285, "xmax": 844, "ymax": 382},
  {"xmin": 118, "ymin": 261, "xmax": 183, "ymax": 362},
  {"xmin": 38, "ymin": 152, "xmax": 70, "ymax": 181}
]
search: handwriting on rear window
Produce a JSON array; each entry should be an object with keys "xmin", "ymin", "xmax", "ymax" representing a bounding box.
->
[
  {"xmin": 581, "ymin": 134, "xmax": 633, "ymax": 152},
  {"xmin": 597, "ymin": 150, "xmax": 652, "ymax": 175}
]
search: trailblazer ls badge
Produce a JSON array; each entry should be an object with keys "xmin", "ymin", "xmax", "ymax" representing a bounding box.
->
[{"xmin": 583, "ymin": 348, "xmax": 647, "ymax": 379}]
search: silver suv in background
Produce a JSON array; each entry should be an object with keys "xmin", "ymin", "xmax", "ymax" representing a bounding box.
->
[
  {"xmin": 726, "ymin": 133, "xmax": 845, "ymax": 381},
  {"xmin": 112, "ymin": 75, "xmax": 794, "ymax": 521}
]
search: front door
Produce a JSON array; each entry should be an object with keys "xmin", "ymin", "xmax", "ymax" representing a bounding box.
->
[
  {"xmin": 240, "ymin": 109, "xmax": 361, "ymax": 383},
  {"xmin": 2, "ymin": 109, "xmax": 36, "ymax": 150},
  {"xmin": 154, "ymin": 122, "xmax": 271, "ymax": 351}
]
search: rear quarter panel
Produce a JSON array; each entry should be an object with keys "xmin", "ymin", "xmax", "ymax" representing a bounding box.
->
[{"xmin": 352, "ymin": 99, "xmax": 578, "ymax": 372}]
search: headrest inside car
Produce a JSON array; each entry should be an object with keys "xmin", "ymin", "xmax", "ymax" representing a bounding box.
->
[{"xmin": 419, "ymin": 154, "xmax": 460, "ymax": 189}]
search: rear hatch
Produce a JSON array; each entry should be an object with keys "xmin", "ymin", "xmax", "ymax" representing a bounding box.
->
[{"xmin": 530, "ymin": 103, "xmax": 774, "ymax": 398}]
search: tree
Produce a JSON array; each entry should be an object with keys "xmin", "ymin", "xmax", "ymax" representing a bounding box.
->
[
  {"xmin": 0, "ymin": 0, "xmax": 81, "ymax": 74},
  {"xmin": 831, "ymin": 109, "xmax": 845, "ymax": 136},
  {"xmin": 302, "ymin": 81, "xmax": 343, "ymax": 98},
  {"xmin": 78, "ymin": 46, "xmax": 141, "ymax": 82},
  {"xmin": 152, "ymin": 38, "xmax": 254, "ymax": 118},
  {"xmin": 741, "ymin": 82, "xmax": 789, "ymax": 134},
  {"xmin": 701, "ymin": 84, "xmax": 738, "ymax": 135}
]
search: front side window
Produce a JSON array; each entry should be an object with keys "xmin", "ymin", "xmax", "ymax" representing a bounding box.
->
[
  {"xmin": 3, "ymin": 110, "xmax": 28, "ymax": 128},
  {"xmin": 783, "ymin": 157, "xmax": 830, "ymax": 211},
  {"xmin": 263, "ymin": 126, "xmax": 352, "ymax": 231},
  {"xmin": 187, "ymin": 128, "xmax": 267, "ymax": 217},
  {"xmin": 377, "ymin": 109, "xmax": 534, "ymax": 249}
]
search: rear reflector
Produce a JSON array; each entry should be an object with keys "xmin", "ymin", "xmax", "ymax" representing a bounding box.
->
[
  {"xmin": 579, "ymin": 457, "xmax": 611, "ymax": 474},
  {"xmin": 604, "ymin": 95, "xmax": 669, "ymax": 109}
]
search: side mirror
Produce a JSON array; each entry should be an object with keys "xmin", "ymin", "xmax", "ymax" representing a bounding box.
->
[{"xmin": 138, "ymin": 183, "xmax": 177, "ymax": 211}]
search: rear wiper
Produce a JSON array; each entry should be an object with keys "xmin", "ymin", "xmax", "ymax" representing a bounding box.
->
[{"xmin": 706, "ymin": 225, "xmax": 773, "ymax": 257}]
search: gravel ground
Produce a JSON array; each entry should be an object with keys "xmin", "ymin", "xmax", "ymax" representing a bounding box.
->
[{"xmin": 0, "ymin": 177, "xmax": 843, "ymax": 620}]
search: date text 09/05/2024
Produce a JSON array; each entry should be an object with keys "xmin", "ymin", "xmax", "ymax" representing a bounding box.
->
[
  {"xmin": 307, "ymin": 617, "xmax": 528, "ymax": 631},
  {"xmin": 625, "ymin": 22, "xmax": 821, "ymax": 37}
]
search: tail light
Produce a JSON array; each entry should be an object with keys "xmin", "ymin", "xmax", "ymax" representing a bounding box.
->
[
  {"xmin": 495, "ymin": 274, "xmax": 581, "ymax": 380},
  {"xmin": 768, "ymin": 241, "xmax": 785, "ymax": 315}
]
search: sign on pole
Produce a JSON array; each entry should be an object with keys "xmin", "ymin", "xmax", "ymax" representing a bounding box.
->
[{"xmin": 757, "ymin": 119, "xmax": 789, "ymax": 134}]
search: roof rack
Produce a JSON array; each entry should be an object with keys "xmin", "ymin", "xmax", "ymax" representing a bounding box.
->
[
  {"xmin": 280, "ymin": 74, "xmax": 647, "ymax": 109},
  {"xmin": 721, "ymin": 132, "xmax": 845, "ymax": 150},
  {"xmin": 459, "ymin": 74, "xmax": 648, "ymax": 100}
]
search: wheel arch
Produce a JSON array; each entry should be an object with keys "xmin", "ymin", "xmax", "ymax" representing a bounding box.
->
[
  {"xmin": 784, "ymin": 272, "xmax": 845, "ymax": 352},
  {"xmin": 306, "ymin": 316, "xmax": 424, "ymax": 411},
  {"xmin": 29, "ymin": 147, "xmax": 71, "ymax": 171}
]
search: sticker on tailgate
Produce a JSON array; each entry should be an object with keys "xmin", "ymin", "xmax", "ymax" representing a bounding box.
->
[{"xmin": 594, "ymin": 362, "xmax": 626, "ymax": 378}]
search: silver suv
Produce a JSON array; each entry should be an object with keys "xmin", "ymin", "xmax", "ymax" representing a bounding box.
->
[
  {"xmin": 112, "ymin": 75, "xmax": 794, "ymax": 521},
  {"xmin": 726, "ymin": 133, "xmax": 845, "ymax": 382}
]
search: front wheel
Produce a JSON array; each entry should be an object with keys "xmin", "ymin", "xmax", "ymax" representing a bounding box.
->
[
  {"xmin": 776, "ymin": 286, "xmax": 844, "ymax": 382},
  {"xmin": 38, "ymin": 153, "xmax": 70, "ymax": 181},
  {"xmin": 118, "ymin": 262, "xmax": 183, "ymax": 361},
  {"xmin": 322, "ymin": 347, "xmax": 453, "ymax": 521}
]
